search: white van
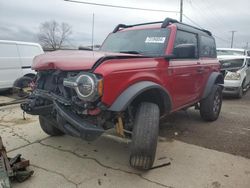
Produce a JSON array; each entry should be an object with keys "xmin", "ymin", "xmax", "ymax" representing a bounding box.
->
[{"xmin": 0, "ymin": 40, "xmax": 44, "ymax": 91}]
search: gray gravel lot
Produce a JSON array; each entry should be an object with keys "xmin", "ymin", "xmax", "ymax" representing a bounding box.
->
[{"xmin": 160, "ymin": 92, "xmax": 250, "ymax": 159}]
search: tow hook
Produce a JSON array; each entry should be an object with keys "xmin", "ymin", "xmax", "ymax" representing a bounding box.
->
[{"xmin": 115, "ymin": 116, "xmax": 125, "ymax": 137}]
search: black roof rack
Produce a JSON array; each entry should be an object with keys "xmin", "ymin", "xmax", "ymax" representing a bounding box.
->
[
  {"xmin": 176, "ymin": 22, "xmax": 212, "ymax": 36},
  {"xmin": 161, "ymin": 18, "xmax": 178, "ymax": 28},
  {"xmin": 112, "ymin": 17, "xmax": 212, "ymax": 36},
  {"xmin": 112, "ymin": 21, "xmax": 163, "ymax": 33}
]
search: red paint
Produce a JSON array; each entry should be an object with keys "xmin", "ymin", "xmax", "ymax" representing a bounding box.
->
[{"xmin": 32, "ymin": 50, "xmax": 137, "ymax": 71}]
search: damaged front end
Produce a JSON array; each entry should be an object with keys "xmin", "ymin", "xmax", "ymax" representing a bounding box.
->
[{"xmin": 21, "ymin": 71, "xmax": 112, "ymax": 141}]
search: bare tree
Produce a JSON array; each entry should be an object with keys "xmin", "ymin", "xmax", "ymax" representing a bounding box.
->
[{"xmin": 37, "ymin": 20, "xmax": 72, "ymax": 50}]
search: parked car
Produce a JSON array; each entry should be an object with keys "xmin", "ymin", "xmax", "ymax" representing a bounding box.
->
[
  {"xmin": 21, "ymin": 18, "xmax": 223, "ymax": 170},
  {"xmin": 0, "ymin": 40, "xmax": 44, "ymax": 93},
  {"xmin": 218, "ymin": 55, "xmax": 250, "ymax": 98}
]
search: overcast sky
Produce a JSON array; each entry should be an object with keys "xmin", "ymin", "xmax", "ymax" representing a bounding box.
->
[{"xmin": 0, "ymin": 0, "xmax": 250, "ymax": 48}]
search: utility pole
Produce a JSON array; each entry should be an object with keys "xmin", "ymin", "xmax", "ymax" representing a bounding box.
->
[
  {"xmin": 246, "ymin": 42, "xmax": 249, "ymax": 49},
  {"xmin": 91, "ymin": 13, "xmax": 95, "ymax": 50},
  {"xmin": 230, "ymin": 30, "xmax": 236, "ymax": 48},
  {"xmin": 180, "ymin": 0, "xmax": 183, "ymax": 22}
]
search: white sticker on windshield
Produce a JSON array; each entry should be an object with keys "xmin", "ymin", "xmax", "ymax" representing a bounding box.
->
[{"xmin": 145, "ymin": 37, "xmax": 166, "ymax": 43}]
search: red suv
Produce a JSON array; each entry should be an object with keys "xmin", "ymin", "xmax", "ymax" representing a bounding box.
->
[{"xmin": 21, "ymin": 18, "xmax": 223, "ymax": 170}]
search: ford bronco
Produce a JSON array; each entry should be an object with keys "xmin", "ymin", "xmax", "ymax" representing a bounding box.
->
[{"xmin": 21, "ymin": 18, "xmax": 223, "ymax": 170}]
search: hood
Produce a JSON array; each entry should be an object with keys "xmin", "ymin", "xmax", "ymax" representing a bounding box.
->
[
  {"xmin": 32, "ymin": 50, "xmax": 138, "ymax": 71},
  {"xmin": 218, "ymin": 56, "xmax": 245, "ymax": 71},
  {"xmin": 217, "ymin": 55, "xmax": 246, "ymax": 60}
]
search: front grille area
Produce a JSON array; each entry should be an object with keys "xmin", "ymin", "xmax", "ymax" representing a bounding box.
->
[
  {"xmin": 36, "ymin": 71, "xmax": 77, "ymax": 101},
  {"xmin": 224, "ymin": 87, "xmax": 238, "ymax": 91}
]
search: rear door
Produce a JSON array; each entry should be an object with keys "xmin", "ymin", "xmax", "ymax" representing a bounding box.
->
[
  {"xmin": 169, "ymin": 30, "xmax": 200, "ymax": 109},
  {"xmin": 0, "ymin": 42, "xmax": 22, "ymax": 89}
]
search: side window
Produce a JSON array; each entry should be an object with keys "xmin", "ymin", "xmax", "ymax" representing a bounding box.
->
[
  {"xmin": 174, "ymin": 30, "xmax": 198, "ymax": 58},
  {"xmin": 17, "ymin": 45, "xmax": 42, "ymax": 57},
  {"xmin": 200, "ymin": 36, "xmax": 216, "ymax": 58},
  {"xmin": 0, "ymin": 43, "xmax": 19, "ymax": 57}
]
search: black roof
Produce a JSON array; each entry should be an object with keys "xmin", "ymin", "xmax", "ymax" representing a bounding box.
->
[{"xmin": 113, "ymin": 17, "xmax": 212, "ymax": 36}]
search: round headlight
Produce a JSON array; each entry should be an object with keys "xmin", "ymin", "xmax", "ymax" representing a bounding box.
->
[{"xmin": 75, "ymin": 75, "xmax": 95, "ymax": 98}]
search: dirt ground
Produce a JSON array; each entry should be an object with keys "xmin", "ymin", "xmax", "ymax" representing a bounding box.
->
[{"xmin": 0, "ymin": 92, "xmax": 250, "ymax": 188}]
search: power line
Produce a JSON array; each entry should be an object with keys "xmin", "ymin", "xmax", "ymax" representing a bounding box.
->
[
  {"xmin": 180, "ymin": 0, "xmax": 183, "ymax": 22},
  {"xmin": 213, "ymin": 35, "xmax": 230, "ymax": 43},
  {"xmin": 183, "ymin": 14, "xmax": 230, "ymax": 44},
  {"xmin": 186, "ymin": 0, "xmax": 231, "ymax": 38},
  {"xmin": 183, "ymin": 14, "xmax": 203, "ymax": 28},
  {"xmin": 64, "ymin": 0, "xmax": 231, "ymax": 45},
  {"xmin": 64, "ymin": 0, "xmax": 179, "ymax": 13}
]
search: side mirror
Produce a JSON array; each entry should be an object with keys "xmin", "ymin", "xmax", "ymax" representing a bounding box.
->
[{"xmin": 173, "ymin": 44, "xmax": 196, "ymax": 59}]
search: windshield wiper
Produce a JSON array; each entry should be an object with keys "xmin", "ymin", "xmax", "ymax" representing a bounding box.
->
[{"xmin": 119, "ymin": 50, "xmax": 141, "ymax": 54}]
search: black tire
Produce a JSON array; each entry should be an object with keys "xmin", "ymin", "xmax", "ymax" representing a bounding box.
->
[
  {"xmin": 16, "ymin": 76, "xmax": 33, "ymax": 97},
  {"xmin": 130, "ymin": 102, "xmax": 160, "ymax": 170},
  {"xmin": 200, "ymin": 85, "xmax": 222, "ymax": 121},
  {"xmin": 39, "ymin": 115, "xmax": 64, "ymax": 136},
  {"xmin": 237, "ymin": 86, "xmax": 243, "ymax": 99}
]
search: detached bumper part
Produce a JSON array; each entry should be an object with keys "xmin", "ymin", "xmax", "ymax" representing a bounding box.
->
[{"xmin": 54, "ymin": 101, "xmax": 104, "ymax": 141}]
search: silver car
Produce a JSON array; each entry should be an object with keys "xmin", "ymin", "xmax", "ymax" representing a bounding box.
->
[{"xmin": 218, "ymin": 54, "xmax": 250, "ymax": 98}]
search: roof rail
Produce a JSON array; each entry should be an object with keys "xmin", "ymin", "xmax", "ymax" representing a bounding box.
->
[
  {"xmin": 201, "ymin": 29, "xmax": 212, "ymax": 36},
  {"xmin": 113, "ymin": 21, "xmax": 163, "ymax": 33},
  {"xmin": 176, "ymin": 21, "xmax": 212, "ymax": 36},
  {"xmin": 112, "ymin": 17, "xmax": 212, "ymax": 36},
  {"xmin": 161, "ymin": 18, "xmax": 178, "ymax": 28}
]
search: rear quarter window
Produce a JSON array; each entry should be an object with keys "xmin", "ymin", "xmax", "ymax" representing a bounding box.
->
[
  {"xmin": 200, "ymin": 36, "xmax": 216, "ymax": 58},
  {"xmin": 17, "ymin": 44, "xmax": 43, "ymax": 57}
]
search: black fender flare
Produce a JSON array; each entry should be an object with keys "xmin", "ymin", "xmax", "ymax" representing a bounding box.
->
[
  {"xmin": 108, "ymin": 81, "xmax": 172, "ymax": 113},
  {"xmin": 202, "ymin": 72, "xmax": 224, "ymax": 99}
]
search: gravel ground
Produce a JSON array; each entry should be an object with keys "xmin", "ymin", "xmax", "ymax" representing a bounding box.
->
[{"xmin": 159, "ymin": 91, "xmax": 250, "ymax": 159}]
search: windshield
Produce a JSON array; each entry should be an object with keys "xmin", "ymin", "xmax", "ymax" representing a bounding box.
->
[
  {"xmin": 219, "ymin": 59, "xmax": 245, "ymax": 69},
  {"xmin": 217, "ymin": 49, "xmax": 245, "ymax": 56},
  {"xmin": 100, "ymin": 28, "xmax": 170, "ymax": 56}
]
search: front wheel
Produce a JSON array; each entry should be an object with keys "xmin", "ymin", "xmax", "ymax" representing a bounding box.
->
[
  {"xmin": 237, "ymin": 86, "xmax": 243, "ymax": 98},
  {"xmin": 200, "ymin": 85, "xmax": 222, "ymax": 121},
  {"xmin": 129, "ymin": 102, "xmax": 160, "ymax": 170}
]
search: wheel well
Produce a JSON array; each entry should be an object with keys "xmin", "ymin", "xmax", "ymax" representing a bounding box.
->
[
  {"xmin": 24, "ymin": 73, "xmax": 36, "ymax": 79},
  {"xmin": 215, "ymin": 74, "xmax": 224, "ymax": 85},
  {"xmin": 130, "ymin": 88, "xmax": 171, "ymax": 115}
]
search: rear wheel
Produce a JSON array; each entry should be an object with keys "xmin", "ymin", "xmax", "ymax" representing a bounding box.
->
[
  {"xmin": 200, "ymin": 85, "xmax": 222, "ymax": 121},
  {"xmin": 39, "ymin": 115, "xmax": 64, "ymax": 136},
  {"xmin": 129, "ymin": 102, "xmax": 160, "ymax": 170}
]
